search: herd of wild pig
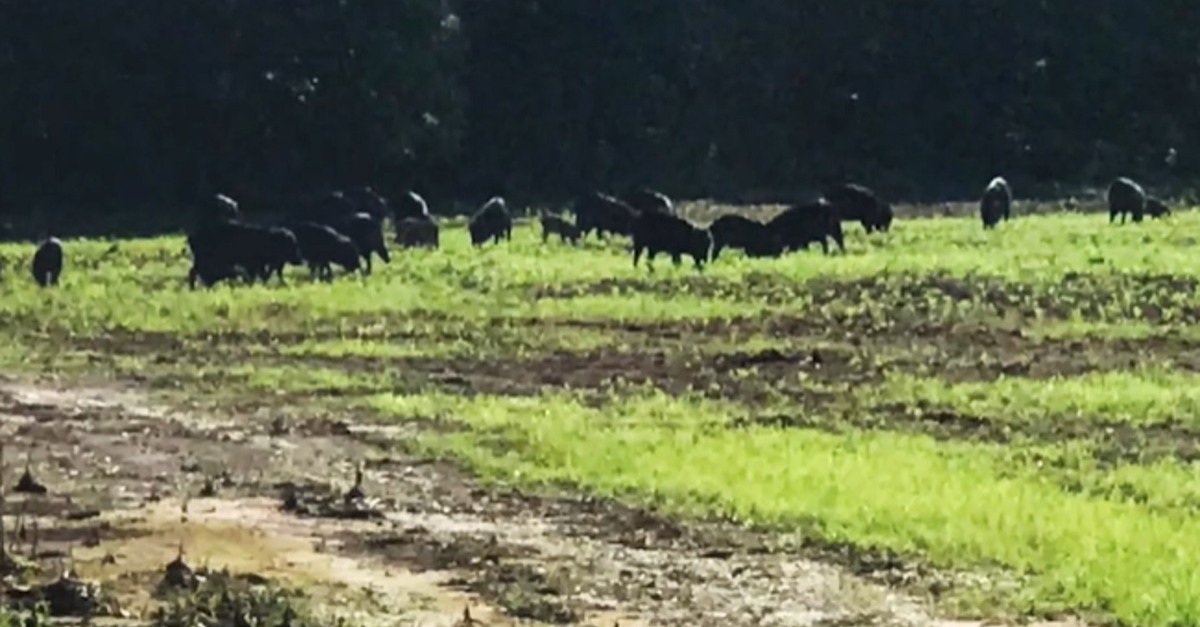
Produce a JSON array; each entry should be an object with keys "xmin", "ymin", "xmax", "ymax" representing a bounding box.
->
[{"xmin": 14, "ymin": 175, "xmax": 1175, "ymax": 289}]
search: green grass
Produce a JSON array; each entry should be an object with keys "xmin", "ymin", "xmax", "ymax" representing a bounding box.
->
[
  {"xmin": 0, "ymin": 210, "xmax": 1199, "ymax": 337},
  {"xmin": 1031, "ymin": 319, "xmax": 1200, "ymax": 341},
  {"xmin": 1027, "ymin": 445, "xmax": 1200, "ymax": 516},
  {"xmin": 6, "ymin": 207, "xmax": 1200, "ymax": 626},
  {"xmin": 375, "ymin": 390, "xmax": 1200, "ymax": 626},
  {"xmin": 879, "ymin": 369, "xmax": 1200, "ymax": 429}
]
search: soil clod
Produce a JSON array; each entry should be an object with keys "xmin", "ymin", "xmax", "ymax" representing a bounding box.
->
[
  {"xmin": 455, "ymin": 604, "xmax": 478, "ymax": 626},
  {"xmin": 63, "ymin": 509, "xmax": 101, "ymax": 521},
  {"xmin": 344, "ymin": 464, "xmax": 366, "ymax": 503},
  {"xmin": 15, "ymin": 465, "xmax": 47, "ymax": 495},
  {"xmin": 279, "ymin": 480, "xmax": 383, "ymax": 520}
]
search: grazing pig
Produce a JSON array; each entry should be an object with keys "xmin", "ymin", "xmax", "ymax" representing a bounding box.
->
[
  {"xmin": 393, "ymin": 190, "xmax": 432, "ymax": 222},
  {"xmin": 31, "ymin": 237, "xmax": 64, "ymax": 287},
  {"xmin": 768, "ymin": 199, "xmax": 845, "ymax": 254},
  {"xmin": 1145, "ymin": 196, "xmax": 1171, "ymax": 219},
  {"xmin": 186, "ymin": 224, "xmax": 243, "ymax": 289},
  {"xmin": 540, "ymin": 213, "xmax": 581, "ymax": 245},
  {"xmin": 290, "ymin": 222, "xmax": 363, "ymax": 281},
  {"xmin": 187, "ymin": 256, "xmax": 241, "ymax": 289},
  {"xmin": 329, "ymin": 212, "xmax": 390, "ymax": 273},
  {"xmin": 980, "ymin": 176, "xmax": 1012, "ymax": 229},
  {"xmin": 395, "ymin": 216, "xmax": 440, "ymax": 249},
  {"xmin": 708, "ymin": 214, "xmax": 784, "ymax": 260},
  {"xmin": 468, "ymin": 197, "xmax": 513, "ymax": 246},
  {"xmin": 187, "ymin": 256, "xmax": 243, "ymax": 288},
  {"xmin": 186, "ymin": 220, "xmax": 270, "ymax": 288},
  {"xmin": 623, "ymin": 188, "xmax": 674, "ymax": 216},
  {"xmin": 574, "ymin": 192, "xmax": 638, "ymax": 240},
  {"xmin": 1108, "ymin": 177, "xmax": 1147, "ymax": 224},
  {"xmin": 823, "ymin": 183, "xmax": 893, "ymax": 233},
  {"xmin": 251, "ymin": 227, "xmax": 304, "ymax": 284},
  {"xmin": 631, "ymin": 212, "xmax": 712, "ymax": 270}
]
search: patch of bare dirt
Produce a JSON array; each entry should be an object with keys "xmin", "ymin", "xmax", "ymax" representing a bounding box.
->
[
  {"xmin": 214, "ymin": 324, "xmax": 1200, "ymax": 414},
  {"xmin": 53, "ymin": 283, "xmax": 1200, "ymax": 408},
  {"xmin": 390, "ymin": 345, "xmax": 844, "ymax": 399},
  {"xmin": 0, "ymin": 377, "xmax": 1024, "ymax": 627}
]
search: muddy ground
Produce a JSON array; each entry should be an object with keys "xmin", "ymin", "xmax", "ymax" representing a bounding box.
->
[
  {"xmin": 81, "ymin": 285, "xmax": 1200, "ymax": 469},
  {"xmin": 0, "ymin": 373, "xmax": 1089, "ymax": 627}
]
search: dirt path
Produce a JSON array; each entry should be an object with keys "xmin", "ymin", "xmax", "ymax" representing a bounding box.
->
[{"xmin": 0, "ymin": 375, "xmax": 1045, "ymax": 627}]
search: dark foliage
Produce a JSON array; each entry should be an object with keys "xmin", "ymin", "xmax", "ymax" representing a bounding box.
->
[
  {"xmin": 0, "ymin": 0, "xmax": 460, "ymax": 226},
  {"xmin": 0, "ymin": 1, "xmax": 1195, "ymax": 233}
]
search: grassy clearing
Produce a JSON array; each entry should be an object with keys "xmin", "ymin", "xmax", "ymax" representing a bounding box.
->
[
  {"xmin": 374, "ymin": 390, "xmax": 1200, "ymax": 626},
  {"xmin": 0, "ymin": 210, "xmax": 1198, "ymax": 337},
  {"xmin": 4, "ymin": 207, "xmax": 1200, "ymax": 625}
]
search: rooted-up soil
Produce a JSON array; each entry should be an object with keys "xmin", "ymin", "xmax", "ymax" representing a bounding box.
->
[
  {"xmin": 69, "ymin": 301, "xmax": 1200, "ymax": 397},
  {"xmin": 53, "ymin": 305, "xmax": 1200, "ymax": 467}
]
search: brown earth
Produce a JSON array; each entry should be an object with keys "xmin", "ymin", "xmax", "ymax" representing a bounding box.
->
[
  {"xmin": 71, "ymin": 305, "xmax": 1200, "ymax": 394},
  {"xmin": 0, "ymin": 374, "xmax": 1075, "ymax": 627},
  {"xmin": 47, "ymin": 304, "xmax": 1200, "ymax": 470}
]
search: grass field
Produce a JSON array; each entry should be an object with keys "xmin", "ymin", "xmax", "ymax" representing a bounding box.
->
[{"xmin": 2, "ymin": 203, "xmax": 1200, "ymax": 626}]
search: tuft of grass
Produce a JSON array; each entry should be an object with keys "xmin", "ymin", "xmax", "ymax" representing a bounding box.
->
[
  {"xmin": 879, "ymin": 369, "xmax": 1200, "ymax": 429},
  {"xmin": 153, "ymin": 570, "xmax": 327, "ymax": 627}
]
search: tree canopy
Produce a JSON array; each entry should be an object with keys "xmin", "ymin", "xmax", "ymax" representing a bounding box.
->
[{"xmin": 0, "ymin": 0, "xmax": 1194, "ymax": 221}]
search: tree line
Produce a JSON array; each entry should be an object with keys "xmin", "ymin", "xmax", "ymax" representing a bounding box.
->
[{"xmin": 0, "ymin": 0, "xmax": 1196, "ymax": 227}]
